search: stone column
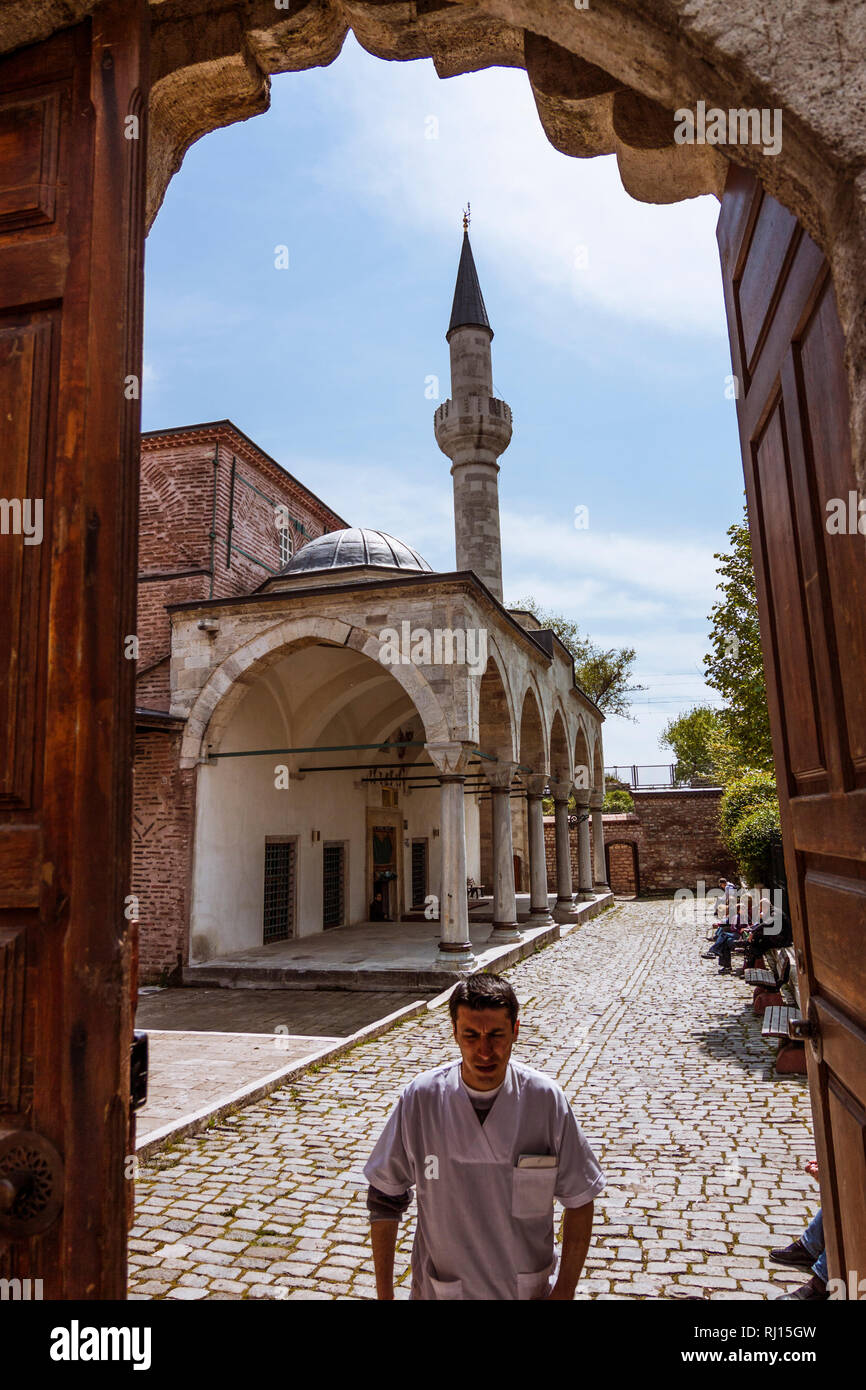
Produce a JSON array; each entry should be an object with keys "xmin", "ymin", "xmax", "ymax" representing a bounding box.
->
[
  {"xmin": 549, "ymin": 779, "xmax": 579, "ymax": 921},
  {"xmin": 525, "ymin": 773, "xmax": 553, "ymax": 924},
  {"xmin": 426, "ymin": 741, "xmax": 476, "ymax": 969},
  {"xmin": 486, "ymin": 763, "xmax": 521, "ymax": 943},
  {"xmin": 574, "ymin": 790, "xmax": 594, "ymax": 899},
  {"xmin": 590, "ymin": 790, "xmax": 609, "ymax": 890}
]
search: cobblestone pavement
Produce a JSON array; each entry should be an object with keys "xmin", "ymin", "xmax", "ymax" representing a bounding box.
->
[{"xmin": 129, "ymin": 898, "xmax": 818, "ymax": 1300}]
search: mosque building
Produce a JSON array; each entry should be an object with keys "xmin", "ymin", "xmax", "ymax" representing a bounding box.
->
[{"xmin": 132, "ymin": 226, "xmax": 609, "ymax": 985}]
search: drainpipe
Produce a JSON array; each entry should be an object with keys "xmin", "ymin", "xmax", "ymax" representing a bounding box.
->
[{"xmin": 209, "ymin": 445, "xmax": 219, "ymax": 599}]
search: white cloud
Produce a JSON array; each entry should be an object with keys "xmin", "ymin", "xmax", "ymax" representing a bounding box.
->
[{"xmin": 299, "ymin": 35, "xmax": 726, "ymax": 335}]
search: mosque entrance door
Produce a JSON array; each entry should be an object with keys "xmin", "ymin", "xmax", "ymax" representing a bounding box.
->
[{"xmin": 367, "ymin": 810, "xmax": 402, "ymax": 924}]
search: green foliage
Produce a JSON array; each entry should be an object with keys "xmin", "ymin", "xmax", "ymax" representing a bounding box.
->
[
  {"xmin": 728, "ymin": 802, "xmax": 782, "ymax": 884},
  {"xmin": 659, "ymin": 704, "xmax": 720, "ymax": 783},
  {"xmin": 510, "ymin": 596, "xmax": 645, "ymax": 719},
  {"xmin": 704, "ymin": 504, "xmax": 774, "ymax": 771},
  {"xmin": 719, "ymin": 769, "xmax": 778, "ymax": 848},
  {"xmin": 603, "ymin": 788, "xmax": 634, "ymax": 813}
]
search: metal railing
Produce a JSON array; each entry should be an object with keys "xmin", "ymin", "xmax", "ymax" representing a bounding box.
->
[{"xmin": 605, "ymin": 764, "xmax": 722, "ymax": 789}]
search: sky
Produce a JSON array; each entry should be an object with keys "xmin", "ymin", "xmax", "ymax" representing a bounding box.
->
[{"xmin": 142, "ymin": 33, "xmax": 745, "ymax": 769}]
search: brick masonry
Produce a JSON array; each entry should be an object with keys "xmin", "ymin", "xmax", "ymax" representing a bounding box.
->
[
  {"xmin": 133, "ymin": 422, "xmax": 348, "ymax": 981},
  {"xmin": 544, "ymin": 789, "xmax": 737, "ymax": 897},
  {"xmin": 133, "ymin": 721, "xmax": 197, "ymax": 982}
]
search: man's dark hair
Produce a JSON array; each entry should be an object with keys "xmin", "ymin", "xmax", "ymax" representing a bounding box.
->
[{"xmin": 449, "ymin": 973, "xmax": 519, "ymax": 1028}]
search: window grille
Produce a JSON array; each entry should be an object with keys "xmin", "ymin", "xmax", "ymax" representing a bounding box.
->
[
  {"xmin": 279, "ymin": 524, "xmax": 293, "ymax": 567},
  {"xmin": 263, "ymin": 839, "xmax": 295, "ymax": 943},
  {"xmin": 323, "ymin": 843, "xmax": 345, "ymax": 928},
  {"xmin": 411, "ymin": 839, "xmax": 428, "ymax": 908}
]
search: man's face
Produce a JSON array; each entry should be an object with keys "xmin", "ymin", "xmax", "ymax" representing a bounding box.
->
[{"xmin": 453, "ymin": 1005, "xmax": 519, "ymax": 1091}]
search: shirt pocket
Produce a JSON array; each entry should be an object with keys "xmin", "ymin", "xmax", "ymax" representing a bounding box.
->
[
  {"xmin": 516, "ymin": 1263, "xmax": 556, "ymax": 1301},
  {"xmin": 511, "ymin": 1164, "xmax": 558, "ymax": 1219},
  {"xmin": 429, "ymin": 1275, "xmax": 463, "ymax": 1300}
]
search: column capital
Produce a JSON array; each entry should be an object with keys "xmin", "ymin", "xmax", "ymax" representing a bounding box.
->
[
  {"xmin": 589, "ymin": 790, "xmax": 604, "ymax": 810},
  {"xmin": 572, "ymin": 787, "xmax": 591, "ymax": 808},
  {"xmin": 549, "ymin": 779, "xmax": 572, "ymax": 802},
  {"xmin": 523, "ymin": 772, "xmax": 547, "ymax": 797},
  {"xmin": 425, "ymin": 740, "xmax": 474, "ymax": 777},
  {"xmin": 485, "ymin": 761, "xmax": 517, "ymax": 790}
]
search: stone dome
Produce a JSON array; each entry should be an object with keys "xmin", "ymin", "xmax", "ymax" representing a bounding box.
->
[{"xmin": 281, "ymin": 527, "xmax": 432, "ymax": 576}]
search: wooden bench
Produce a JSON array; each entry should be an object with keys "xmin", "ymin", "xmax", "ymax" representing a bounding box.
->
[
  {"xmin": 762, "ymin": 1004, "xmax": 803, "ymax": 1039},
  {"xmin": 762, "ymin": 1004, "xmax": 808, "ymax": 1074},
  {"xmin": 745, "ymin": 968, "xmax": 778, "ymax": 987}
]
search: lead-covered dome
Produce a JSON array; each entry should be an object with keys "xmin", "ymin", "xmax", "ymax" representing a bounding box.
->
[{"xmin": 282, "ymin": 527, "xmax": 432, "ymax": 576}]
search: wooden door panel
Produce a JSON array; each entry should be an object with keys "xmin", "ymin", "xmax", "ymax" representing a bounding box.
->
[
  {"xmin": 753, "ymin": 402, "xmax": 826, "ymax": 785},
  {"xmin": 719, "ymin": 164, "xmax": 866, "ymax": 1286},
  {"xmin": 0, "ymin": 312, "xmax": 56, "ymax": 811},
  {"xmin": 0, "ymin": 4, "xmax": 148, "ymax": 1298},
  {"xmin": 799, "ymin": 288, "xmax": 866, "ymax": 776},
  {"xmin": 738, "ymin": 194, "xmax": 798, "ymax": 371},
  {"xmin": 803, "ymin": 871, "xmax": 866, "ymax": 1024}
]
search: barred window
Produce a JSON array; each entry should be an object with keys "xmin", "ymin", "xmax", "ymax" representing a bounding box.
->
[
  {"xmin": 323, "ymin": 842, "xmax": 346, "ymax": 929},
  {"xmin": 263, "ymin": 838, "xmax": 295, "ymax": 943}
]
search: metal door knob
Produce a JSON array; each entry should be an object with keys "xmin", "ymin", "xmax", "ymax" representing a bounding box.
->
[{"xmin": 0, "ymin": 1128, "xmax": 64, "ymax": 1237}]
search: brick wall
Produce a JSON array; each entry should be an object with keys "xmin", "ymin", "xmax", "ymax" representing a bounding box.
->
[
  {"xmin": 136, "ymin": 422, "xmax": 347, "ymax": 713},
  {"xmin": 542, "ymin": 790, "xmax": 736, "ymax": 897},
  {"xmin": 132, "ymin": 721, "xmax": 197, "ymax": 983},
  {"xmin": 630, "ymin": 789, "xmax": 736, "ymax": 895},
  {"xmin": 133, "ymin": 422, "xmax": 348, "ymax": 981},
  {"xmin": 543, "ymin": 815, "xmax": 581, "ymax": 888}
]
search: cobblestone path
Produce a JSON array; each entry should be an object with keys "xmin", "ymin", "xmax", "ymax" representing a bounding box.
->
[{"xmin": 129, "ymin": 899, "xmax": 818, "ymax": 1300}]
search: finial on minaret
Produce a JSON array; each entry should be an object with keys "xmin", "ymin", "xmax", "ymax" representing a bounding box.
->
[{"xmin": 462, "ymin": 202, "xmax": 471, "ymax": 232}]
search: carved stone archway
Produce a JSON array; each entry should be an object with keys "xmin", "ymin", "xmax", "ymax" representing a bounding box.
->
[{"xmin": 3, "ymin": 1, "xmax": 866, "ymax": 465}]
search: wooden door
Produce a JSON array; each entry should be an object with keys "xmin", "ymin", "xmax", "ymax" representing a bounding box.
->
[
  {"xmin": 718, "ymin": 166, "xmax": 866, "ymax": 1284},
  {"xmin": 0, "ymin": 4, "xmax": 148, "ymax": 1297}
]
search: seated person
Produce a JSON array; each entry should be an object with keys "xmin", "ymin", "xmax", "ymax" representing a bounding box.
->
[
  {"xmin": 703, "ymin": 901, "xmax": 749, "ymax": 975},
  {"xmin": 369, "ymin": 889, "xmax": 386, "ymax": 921}
]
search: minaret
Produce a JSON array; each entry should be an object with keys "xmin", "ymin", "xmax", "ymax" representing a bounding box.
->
[{"xmin": 434, "ymin": 210, "xmax": 512, "ymax": 602}]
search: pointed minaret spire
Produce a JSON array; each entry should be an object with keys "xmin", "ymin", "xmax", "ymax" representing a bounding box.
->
[
  {"xmin": 434, "ymin": 217, "xmax": 511, "ymax": 602},
  {"xmin": 448, "ymin": 209, "xmax": 491, "ymax": 339}
]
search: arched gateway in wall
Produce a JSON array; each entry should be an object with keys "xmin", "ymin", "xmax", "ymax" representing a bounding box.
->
[{"xmin": 1, "ymin": 0, "xmax": 865, "ymax": 1297}]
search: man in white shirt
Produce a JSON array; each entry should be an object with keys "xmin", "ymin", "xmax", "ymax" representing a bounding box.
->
[{"xmin": 364, "ymin": 973, "xmax": 604, "ymax": 1300}]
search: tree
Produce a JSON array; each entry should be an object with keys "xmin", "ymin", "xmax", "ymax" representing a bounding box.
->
[
  {"xmin": 659, "ymin": 704, "xmax": 720, "ymax": 783},
  {"xmin": 703, "ymin": 504, "xmax": 774, "ymax": 771},
  {"xmin": 511, "ymin": 597, "xmax": 645, "ymax": 719}
]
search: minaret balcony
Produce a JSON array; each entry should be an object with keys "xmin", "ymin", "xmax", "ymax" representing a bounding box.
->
[{"xmin": 434, "ymin": 394, "xmax": 513, "ymax": 460}]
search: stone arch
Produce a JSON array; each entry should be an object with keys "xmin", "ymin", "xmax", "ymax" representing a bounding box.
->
[
  {"xmin": 548, "ymin": 708, "xmax": 571, "ymax": 783},
  {"xmin": 573, "ymin": 721, "xmax": 592, "ymax": 793},
  {"xmin": 179, "ymin": 613, "xmax": 450, "ymax": 767},
  {"xmin": 476, "ymin": 644, "xmax": 517, "ymax": 763},
  {"xmin": 592, "ymin": 734, "xmax": 605, "ymax": 793},
  {"xmin": 6, "ymin": 6, "xmax": 866, "ymax": 464},
  {"xmin": 517, "ymin": 685, "xmax": 546, "ymax": 773}
]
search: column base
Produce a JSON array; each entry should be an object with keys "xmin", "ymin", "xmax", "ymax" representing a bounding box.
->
[
  {"xmin": 593, "ymin": 881, "xmax": 610, "ymax": 892},
  {"xmin": 553, "ymin": 898, "xmax": 581, "ymax": 923},
  {"xmin": 528, "ymin": 908, "xmax": 555, "ymax": 925},
  {"xmin": 578, "ymin": 891, "xmax": 595, "ymax": 901},
  {"xmin": 436, "ymin": 942, "xmax": 477, "ymax": 970},
  {"xmin": 487, "ymin": 923, "xmax": 523, "ymax": 944}
]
